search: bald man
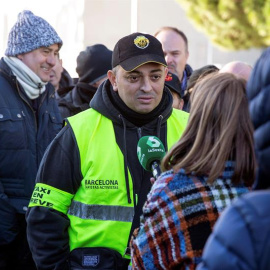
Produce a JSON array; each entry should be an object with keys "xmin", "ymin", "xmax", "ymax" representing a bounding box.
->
[{"xmin": 219, "ymin": 61, "xmax": 253, "ymax": 81}]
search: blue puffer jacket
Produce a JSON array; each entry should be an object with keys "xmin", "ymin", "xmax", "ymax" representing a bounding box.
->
[
  {"xmin": 197, "ymin": 191, "xmax": 270, "ymax": 270},
  {"xmin": 247, "ymin": 48, "xmax": 270, "ymax": 190},
  {"xmin": 197, "ymin": 47, "xmax": 270, "ymax": 270},
  {"xmin": 0, "ymin": 57, "xmax": 63, "ymax": 245}
]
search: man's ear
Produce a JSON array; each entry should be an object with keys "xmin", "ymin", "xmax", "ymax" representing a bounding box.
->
[
  {"xmin": 164, "ymin": 67, "xmax": 168, "ymax": 77},
  {"xmin": 17, "ymin": 54, "xmax": 23, "ymax": 60},
  {"xmin": 185, "ymin": 50, "xmax": 189, "ymax": 61},
  {"xmin": 107, "ymin": 70, "xmax": 118, "ymax": 92},
  {"xmin": 179, "ymin": 99, "xmax": 184, "ymax": 110}
]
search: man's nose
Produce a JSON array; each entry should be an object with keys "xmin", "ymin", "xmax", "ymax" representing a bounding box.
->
[
  {"xmin": 165, "ymin": 55, "xmax": 173, "ymax": 65},
  {"xmin": 141, "ymin": 77, "xmax": 152, "ymax": 92},
  {"xmin": 47, "ymin": 54, "xmax": 56, "ymax": 67}
]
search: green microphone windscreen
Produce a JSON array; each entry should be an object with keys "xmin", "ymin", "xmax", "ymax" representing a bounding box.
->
[{"xmin": 137, "ymin": 136, "xmax": 165, "ymax": 171}]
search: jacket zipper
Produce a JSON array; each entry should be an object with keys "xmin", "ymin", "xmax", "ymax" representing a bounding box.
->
[
  {"xmin": 15, "ymin": 79, "xmax": 38, "ymax": 131},
  {"xmin": 15, "ymin": 78, "xmax": 47, "ymax": 167},
  {"xmin": 137, "ymin": 127, "xmax": 142, "ymax": 138}
]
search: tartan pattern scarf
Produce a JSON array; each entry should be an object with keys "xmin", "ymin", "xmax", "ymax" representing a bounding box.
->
[{"xmin": 131, "ymin": 162, "xmax": 250, "ymax": 270}]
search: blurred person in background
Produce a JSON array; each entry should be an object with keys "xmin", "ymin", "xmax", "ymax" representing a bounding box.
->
[
  {"xmin": 49, "ymin": 53, "xmax": 73, "ymax": 99},
  {"xmin": 154, "ymin": 26, "xmax": 193, "ymax": 103},
  {"xmin": 197, "ymin": 47, "xmax": 270, "ymax": 270},
  {"xmin": 165, "ymin": 72, "xmax": 184, "ymax": 110},
  {"xmin": 57, "ymin": 44, "xmax": 112, "ymax": 118},
  {"xmin": 219, "ymin": 60, "xmax": 253, "ymax": 81},
  {"xmin": 131, "ymin": 72, "xmax": 255, "ymax": 269},
  {"xmin": 183, "ymin": 65, "xmax": 219, "ymax": 112},
  {"xmin": 0, "ymin": 10, "xmax": 63, "ymax": 270}
]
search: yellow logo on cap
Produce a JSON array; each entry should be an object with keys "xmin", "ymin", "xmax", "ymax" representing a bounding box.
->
[{"xmin": 134, "ymin": 36, "xmax": 149, "ymax": 49}]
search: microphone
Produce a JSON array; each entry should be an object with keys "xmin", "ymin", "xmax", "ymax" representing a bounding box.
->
[{"xmin": 137, "ymin": 136, "xmax": 166, "ymax": 180}]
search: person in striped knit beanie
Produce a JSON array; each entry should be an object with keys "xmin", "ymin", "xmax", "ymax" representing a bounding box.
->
[
  {"xmin": 0, "ymin": 10, "xmax": 62, "ymax": 270},
  {"xmin": 131, "ymin": 72, "xmax": 256, "ymax": 269}
]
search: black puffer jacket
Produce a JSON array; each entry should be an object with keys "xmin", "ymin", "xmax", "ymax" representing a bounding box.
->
[
  {"xmin": 57, "ymin": 83, "xmax": 97, "ymax": 118},
  {"xmin": 59, "ymin": 68, "xmax": 74, "ymax": 90},
  {"xmin": 0, "ymin": 57, "xmax": 62, "ymax": 245}
]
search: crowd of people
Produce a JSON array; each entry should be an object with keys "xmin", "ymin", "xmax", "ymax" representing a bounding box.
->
[{"xmin": 0, "ymin": 9, "xmax": 269, "ymax": 270}]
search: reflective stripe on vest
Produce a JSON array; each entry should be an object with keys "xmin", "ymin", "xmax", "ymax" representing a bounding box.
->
[{"xmin": 69, "ymin": 200, "xmax": 134, "ymax": 222}]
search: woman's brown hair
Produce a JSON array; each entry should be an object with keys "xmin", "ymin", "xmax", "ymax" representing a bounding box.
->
[{"xmin": 162, "ymin": 72, "xmax": 255, "ymax": 185}]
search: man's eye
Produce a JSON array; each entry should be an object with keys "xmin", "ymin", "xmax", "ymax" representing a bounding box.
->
[
  {"xmin": 151, "ymin": 75, "xmax": 161, "ymax": 80},
  {"xmin": 127, "ymin": 76, "xmax": 139, "ymax": 82}
]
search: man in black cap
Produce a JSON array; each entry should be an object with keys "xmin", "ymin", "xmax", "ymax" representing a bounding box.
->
[
  {"xmin": 26, "ymin": 32, "xmax": 189, "ymax": 270},
  {"xmin": 165, "ymin": 72, "xmax": 184, "ymax": 110},
  {"xmin": 57, "ymin": 44, "xmax": 112, "ymax": 118}
]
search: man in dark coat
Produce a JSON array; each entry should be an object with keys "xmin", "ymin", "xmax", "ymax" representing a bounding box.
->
[
  {"xmin": 154, "ymin": 26, "xmax": 193, "ymax": 103},
  {"xmin": 0, "ymin": 10, "xmax": 63, "ymax": 269}
]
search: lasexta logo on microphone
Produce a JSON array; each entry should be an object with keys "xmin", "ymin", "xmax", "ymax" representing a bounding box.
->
[
  {"xmin": 146, "ymin": 137, "xmax": 164, "ymax": 153},
  {"xmin": 137, "ymin": 136, "xmax": 165, "ymax": 171},
  {"xmin": 146, "ymin": 136, "xmax": 161, "ymax": 147}
]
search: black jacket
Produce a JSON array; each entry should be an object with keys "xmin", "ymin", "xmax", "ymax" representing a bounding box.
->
[
  {"xmin": 59, "ymin": 68, "xmax": 74, "ymax": 90},
  {"xmin": 0, "ymin": 57, "xmax": 63, "ymax": 245},
  {"xmin": 181, "ymin": 64, "xmax": 193, "ymax": 112},
  {"xmin": 26, "ymin": 79, "xmax": 187, "ymax": 269},
  {"xmin": 57, "ymin": 83, "xmax": 97, "ymax": 118},
  {"xmin": 182, "ymin": 64, "xmax": 193, "ymax": 91}
]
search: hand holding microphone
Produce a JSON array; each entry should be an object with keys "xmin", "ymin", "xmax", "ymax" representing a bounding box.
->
[{"xmin": 137, "ymin": 136, "xmax": 165, "ymax": 180}]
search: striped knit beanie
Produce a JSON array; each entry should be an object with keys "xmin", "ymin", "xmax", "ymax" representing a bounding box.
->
[{"xmin": 5, "ymin": 10, "xmax": 62, "ymax": 56}]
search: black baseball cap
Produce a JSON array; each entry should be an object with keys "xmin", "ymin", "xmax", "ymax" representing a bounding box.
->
[
  {"xmin": 112, "ymin": 32, "xmax": 167, "ymax": 71},
  {"xmin": 165, "ymin": 72, "xmax": 182, "ymax": 98}
]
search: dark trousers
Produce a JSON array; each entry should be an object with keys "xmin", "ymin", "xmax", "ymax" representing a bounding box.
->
[{"xmin": 0, "ymin": 213, "xmax": 36, "ymax": 270}]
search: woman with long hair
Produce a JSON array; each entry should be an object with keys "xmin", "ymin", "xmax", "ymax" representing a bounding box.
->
[{"xmin": 131, "ymin": 72, "xmax": 256, "ymax": 270}]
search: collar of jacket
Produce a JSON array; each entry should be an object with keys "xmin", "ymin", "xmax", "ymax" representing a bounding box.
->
[{"xmin": 0, "ymin": 57, "xmax": 54, "ymax": 105}]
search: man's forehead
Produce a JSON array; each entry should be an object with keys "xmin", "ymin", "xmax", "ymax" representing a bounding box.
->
[
  {"xmin": 157, "ymin": 31, "xmax": 187, "ymax": 51},
  {"xmin": 122, "ymin": 63, "xmax": 165, "ymax": 73},
  {"xmin": 157, "ymin": 29, "xmax": 184, "ymax": 42},
  {"xmin": 42, "ymin": 43, "xmax": 60, "ymax": 50},
  {"xmin": 163, "ymin": 48, "xmax": 182, "ymax": 54}
]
